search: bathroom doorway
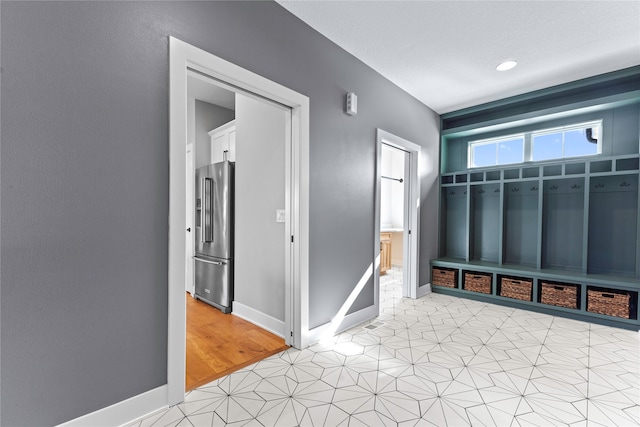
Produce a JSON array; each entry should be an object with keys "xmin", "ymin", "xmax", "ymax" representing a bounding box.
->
[{"xmin": 375, "ymin": 129, "xmax": 421, "ymax": 303}]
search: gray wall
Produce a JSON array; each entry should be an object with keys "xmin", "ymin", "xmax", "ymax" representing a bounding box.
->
[
  {"xmin": 0, "ymin": 1, "xmax": 440, "ymax": 425},
  {"xmin": 235, "ymin": 94, "xmax": 287, "ymax": 322}
]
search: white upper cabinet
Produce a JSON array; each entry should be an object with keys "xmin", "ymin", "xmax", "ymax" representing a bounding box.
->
[{"xmin": 208, "ymin": 120, "xmax": 236, "ymax": 163}]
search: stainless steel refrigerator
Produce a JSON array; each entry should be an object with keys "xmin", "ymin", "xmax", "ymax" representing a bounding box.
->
[{"xmin": 194, "ymin": 161, "xmax": 234, "ymax": 313}]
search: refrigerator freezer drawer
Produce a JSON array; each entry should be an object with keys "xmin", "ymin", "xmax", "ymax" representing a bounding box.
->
[{"xmin": 194, "ymin": 256, "xmax": 233, "ymax": 313}]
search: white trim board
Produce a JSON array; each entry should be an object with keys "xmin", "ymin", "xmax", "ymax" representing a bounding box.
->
[
  {"xmin": 169, "ymin": 37, "xmax": 310, "ymax": 406},
  {"xmin": 417, "ymin": 283, "xmax": 432, "ymax": 298},
  {"xmin": 232, "ymin": 302, "xmax": 286, "ymax": 339},
  {"xmin": 55, "ymin": 386, "xmax": 167, "ymax": 427},
  {"xmin": 306, "ymin": 304, "xmax": 379, "ymax": 344}
]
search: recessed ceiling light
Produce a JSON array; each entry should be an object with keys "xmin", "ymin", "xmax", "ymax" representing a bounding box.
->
[{"xmin": 496, "ymin": 60, "xmax": 518, "ymax": 71}]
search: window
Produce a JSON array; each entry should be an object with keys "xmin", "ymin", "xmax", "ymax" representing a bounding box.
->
[
  {"xmin": 532, "ymin": 121, "xmax": 601, "ymax": 161},
  {"xmin": 469, "ymin": 135, "xmax": 524, "ymax": 168},
  {"xmin": 468, "ymin": 120, "xmax": 602, "ymax": 168}
]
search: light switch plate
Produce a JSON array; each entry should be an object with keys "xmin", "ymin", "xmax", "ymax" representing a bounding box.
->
[{"xmin": 276, "ymin": 209, "xmax": 285, "ymax": 223}]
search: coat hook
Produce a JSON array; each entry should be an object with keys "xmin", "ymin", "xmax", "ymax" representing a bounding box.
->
[
  {"xmin": 449, "ymin": 191, "xmax": 455, "ymax": 195},
  {"xmin": 595, "ymin": 183, "xmax": 605, "ymax": 189},
  {"xmin": 571, "ymin": 184, "xmax": 581, "ymax": 189},
  {"xmin": 530, "ymin": 186, "xmax": 538, "ymax": 191},
  {"xmin": 511, "ymin": 187, "xmax": 519, "ymax": 192},
  {"xmin": 550, "ymin": 185, "xmax": 558, "ymax": 190},
  {"xmin": 620, "ymin": 181, "xmax": 631, "ymax": 187},
  {"xmin": 478, "ymin": 189, "xmax": 485, "ymax": 194},
  {"xmin": 494, "ymin": 188, "xmax": 500, "ymax": 193}
]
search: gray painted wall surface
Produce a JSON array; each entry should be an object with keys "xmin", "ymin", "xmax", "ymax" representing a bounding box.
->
[
  {"xmin": 234, "ymin": 94, "xmax": 287, "ymax": 322},
  {"xmin": 0, "ymin": 1, "xmax": 439, "ymax": 425}
]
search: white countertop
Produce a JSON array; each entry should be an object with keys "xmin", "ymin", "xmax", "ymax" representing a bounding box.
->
[{"xmin": 381, "ymin": 228, "xmax": 403, "ymax": 233}]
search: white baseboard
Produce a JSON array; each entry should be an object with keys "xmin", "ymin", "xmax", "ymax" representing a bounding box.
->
[
  {"xmin": 55, "ymin": 385, "xmax": 167, "ymax": 427},
  {"xmin": 307, "ymin": 304, "xmax": 378, "ymax": 345},
  {"xmin": 417, "ymin": 283, "xmax": 432, "ymax": 298},
  {"xmin": 232, "ymin": 301, "xmax": 286, "ymax": 338}
]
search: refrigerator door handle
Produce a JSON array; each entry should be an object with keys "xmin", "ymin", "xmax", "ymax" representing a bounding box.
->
[
  {"xmin": 192, "ymin": 256, "xmax": 225, "ymax": 266},
  {"xmin": 200, "ymin": 177, "xmax": 205, "ymax": 243},
  {"xmin": 201, "ymin": 177, "xmax": 214, "ymax": 242}
]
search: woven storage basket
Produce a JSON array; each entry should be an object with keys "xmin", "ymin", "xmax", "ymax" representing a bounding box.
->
[
  {"xmin": 587, "ymin": 288, "xmax": 631, "ymax": 319},
  {"xmin": 464, "ymin": 272, "xmax": 492, "ymax": 294},
  {"xmin": 432, "ymin": 267, "xmax": 457, "ymax": 288},
  {"xmin": 500, "ymin": 276, "xmax": 533, "ymax": 301},
  {"xmin": 540, "ymin": 281, "xmax": 579, "ymax": 309}
]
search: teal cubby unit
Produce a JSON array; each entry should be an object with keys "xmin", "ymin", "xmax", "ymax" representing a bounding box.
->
[
  {"xmin": 541, "ymin": 177, "xmax": 585, "ymax": 272},
  {"xmin": 433, "ymin": 155, "xmax": 640, "ymax": 330},
  {"xmin": 434, "ymin": 67, "xmax": 640, "ymax": 329},
  {"xmin": 503, "ymin": 181, "xmax": 539, "ymax": 268},
  {"xmin": 470, "ymin": 183, "xmax": 500, "ymax": 263}
]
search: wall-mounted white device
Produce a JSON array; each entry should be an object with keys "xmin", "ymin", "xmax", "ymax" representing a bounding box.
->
[{"xmin": 346, "ymin": 92, "xmax": 357, "ymax": 116}]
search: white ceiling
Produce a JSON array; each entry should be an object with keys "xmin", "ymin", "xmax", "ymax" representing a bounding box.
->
[{"xmin": 276, "ymin": 0, "xmax": 640, "ymax": 114}]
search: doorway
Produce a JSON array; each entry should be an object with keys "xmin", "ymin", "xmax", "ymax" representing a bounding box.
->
[
  {"xmin": 379, "ymin": 144, "xmax": 407, "ymax": 293},
  {"xmin": 375, "ymin": 129, "xmax": 421, "ymax": 307},
  {"xmin": 169, "ymin": 37, "xmax": 310, "ymax": 405},
  {"xmin": 184, "ymin": 71, "xmax": 292, "ymax": 391}
]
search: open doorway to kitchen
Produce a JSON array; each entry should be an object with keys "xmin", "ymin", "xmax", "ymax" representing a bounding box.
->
[
  {"xmin": 375, "ymin": 129, "xmax": 421, "ymax": 307},
  {"xmin": 184, "ymin": 71, "xmax": 291, "ymax": 391},
  {"xmin": 169, "ymin": 37, "xmax": 310, "ymax": 405}
]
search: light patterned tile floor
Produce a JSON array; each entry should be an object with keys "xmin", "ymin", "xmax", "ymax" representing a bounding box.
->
[{"xmin": 124, "ymin": 267, "xmax": 640, "ymax": 426}]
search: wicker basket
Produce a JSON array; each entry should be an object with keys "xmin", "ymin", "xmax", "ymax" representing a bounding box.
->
[
  {"xmin": 540, "ymin": 281, "xmax": 579, "ymax": 309},
  {"xmin": 432, "ymin": 267, "xmax": 457, "ymax": 288},
  {"xmin": 587, "ymin": 288, "xmax": 631, "ymax": 319},
  {"xmin": 500, "ymin": 276, "xmax": 533, "ymax": 301},
  {"xmin": 464, "ymin": 271, "xmax": 492, "ymax": 294}
]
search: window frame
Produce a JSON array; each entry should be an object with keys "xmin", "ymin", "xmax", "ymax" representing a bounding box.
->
[
  {"xmin": 468, "ymin": 133, "xmax": 525, "ymax": 169},
  {"xmin": 531, "ymin": 120, "xmax": 602, "ymax": 162},
  {"xmin": 468, "ymin": 120, "xmax": 602, "ymax": 169}
]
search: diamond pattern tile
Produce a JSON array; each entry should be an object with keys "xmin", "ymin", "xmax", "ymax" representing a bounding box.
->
[{"xmin": 124, "ymin": 267, "xmax": 640, "ymax": 427}]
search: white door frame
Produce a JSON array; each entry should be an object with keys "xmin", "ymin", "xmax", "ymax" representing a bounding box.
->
[
  {"xmin": 185, "ymin": 143, "xmax": 195, "ymax": 296},
  {"xmin": 169, "ymin": 37, "xmax": 310, "ymax": 405},
  {"xmin": 374, "ymin": 129, "xmax": 421, "ymax": 301}
]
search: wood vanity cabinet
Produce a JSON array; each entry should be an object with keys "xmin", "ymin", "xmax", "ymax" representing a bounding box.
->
[{"xmin": 380, "ymin": 232, "xmax": 392, "ymax": 275}]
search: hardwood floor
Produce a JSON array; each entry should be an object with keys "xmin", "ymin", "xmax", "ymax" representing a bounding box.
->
[{"xmin": 186, "ymin": 293, "xmax": 289, "ymax": 391}]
